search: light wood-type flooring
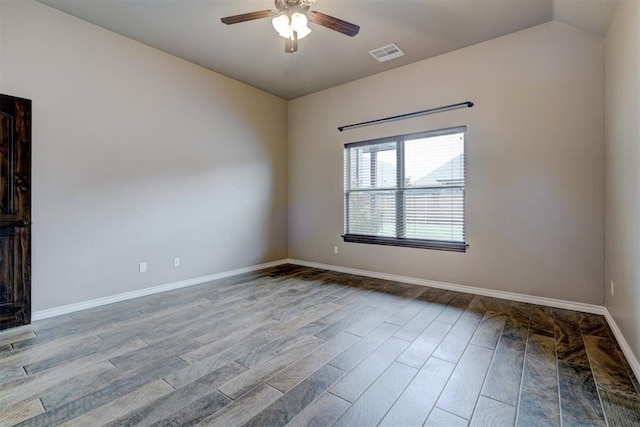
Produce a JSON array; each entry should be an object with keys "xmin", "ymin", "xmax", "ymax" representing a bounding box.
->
[{"xmin": 1, "ymin": 264, "xmax": 640, "ymax": 426}]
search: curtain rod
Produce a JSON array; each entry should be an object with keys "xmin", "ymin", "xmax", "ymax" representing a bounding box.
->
[{"xmin": 337, "ymin": 101, "xmax": 474, "ymax": 132}]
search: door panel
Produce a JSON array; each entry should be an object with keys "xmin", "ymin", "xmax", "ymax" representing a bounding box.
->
[{"xmin": 0, "ymin": 94, "xmax": 31, "ymax": 330}]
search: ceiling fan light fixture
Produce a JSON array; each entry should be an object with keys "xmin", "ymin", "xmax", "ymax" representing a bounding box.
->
[
  {"xmin": 272, "ymin": 12, "xmax": 311, "ymax": 40},
  {"xmin": 294, "ymin": 24, "xmax": 312, "ymax": 39},
  {"xmin": 272, "ymin": 14, "xmax": 289, "ymax": 35},
  {"xmin": 222, "ymin": 1, "xmax": 359, "ymax": 54},
  {"xmin": 290, "ymin": 12, "xmax": 308, "ymax": 32}
]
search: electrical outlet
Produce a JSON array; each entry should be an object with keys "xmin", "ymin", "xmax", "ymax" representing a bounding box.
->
[
  {"xmin": 610, "ymin": 280, "xmax": 614, "ymax": 296},
  {"xmin": 333, "ymin": 246, "xmax": 339, "ymax": 255},
  {"xmin": 139, "ymin": 262, "xmax": 147, "ymax": 273},
  {"xmin": 173, "ymin": 257, "xmax": 180, "ymax": 268}
]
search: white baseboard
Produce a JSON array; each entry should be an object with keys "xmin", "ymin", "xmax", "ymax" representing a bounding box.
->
[
  {"xmin": 603, "ymin": 309, "xmax": 640, "ymax": 382},
  {"xmin": 32, "ymin": 259, "xmax": 289, "ymax": 321},
  {"xmin": 287, "ymin": 258, "xmax": 605, "ymax": 315}
]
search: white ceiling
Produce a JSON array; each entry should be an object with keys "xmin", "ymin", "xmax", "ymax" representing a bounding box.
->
[{"xmin": 36, "ymin": 0, "xmax": 618, "ymax": 100}]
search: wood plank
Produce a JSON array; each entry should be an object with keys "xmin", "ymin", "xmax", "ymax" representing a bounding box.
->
[
  {"xmin": 235, "ymin": 333, "xmax": 315, "ymax": 369},
  {"xmin": 22, "ymin": 334, "xmax": 145, "ymax": 375},
  {"xmin": 577, "ymin": 312, "xmax": 610, "ymax": 338},
  {"xmin": 517, "ymin": 333, "xmax": 560, "ymax": 426},
  {"xmin": 313, "ymin": 305, "xmax": 378, "ymax": 340},
  {"xmin": 436, "ymin": 344, "xmax": 493, "ymax": 420},
  {"xmin": 244, "ymin": 364, "xmax": 345, "ymax": 426},
  {"xmin": 396, "ymin": 321, "xmax": 451, "ymax": 369},
  {"xmin": 503, "ymin": 301, "xmax": 531, "ymax": 340},
  {"xmin": 274, "ymin": 294, "xmax": 338, "ymax": 322},
  {"xmin": 0, "ymin": 328, "xmax": 37, "ymax": 351},
  {"xmin": 286, "ymin": 301, "xmax": 370, "ymax": 338},
  {"xmin": 0, "ymin": 365, "xmax": 26, "ymax": 384},
  {"xmin": 274, "ymin": 303, "xmax": 341, "ymax": 335},
  {"xmin": 217, "ymin": 335, "xmax": 325, "ymax": 399},
  {"xmin": 103, "ymin": 362, "xmax": 245, "ymax": 426},
  {"xmin": 1, "ymin": 326, "xmax": 119, "ymax": 368},
  {"xmin": 163, "ymin": 329, "xmax": 280, "ymax": 389},
  {"xmin": 424, "ymin": 408, "xmax": 469, "ymax": 427},
  {"xmin": 199, "ymin": 383, "xmax": 282, "ymax": 426},
  {"xmin": 599, "ymin": 388, "xmax": 640, "ymax": 427},
  {"xmin": 285, "ymin": 391, "xmax": 350, "ymax": 427},
  {"xmin": 470, "ymin": 396, "xmax": 515, "ymax": 426},
  {"xmin": 584, "ymin": 335, "xmax": 638, "ymax": 398},
  {"xmin": 470, "ymin": 310, "xmax": 506, "ymax": 350},
  {"xmin": 1, "ymin": 339, "xmax": 147, "ymax": 404},
  {"xmin": 487, "ymin": 297, "xmax": 511, "ymax": 314},
  {"xmin": 554, "ymin": 308, "xmax": 589, "ymax": 366},
  {"xmin": 529, "ymin": 305, "xmax": 555, "ymax": 338},
  {"xmin": 461, "ymin": 296, "xmax": 491, "ymax": 321},
  {"xmin": 39, "ymin": 356, "xmax": 187, "ymax": 413},
  {"xmin": 481, "ymin": 334, "xmax": 527, "ymax": 406},
  {"xmin": 329, "ymin": 337, "xmax": 409, "ymax": 402},
  {"xmin": 0, "ymin": 361, "xmax": 115, "ymax": 409},
  {"xmin": 518, "ymin": 386, "xmax": 561, "ymax": 426},
  {"xmin": 334, "ymin": 362, "xmax": 417, "ymax": 427},
  {"xmin": 379, "ymin": 357, "xmax": 455, "ymax": 426},
  {"xmin": 386, "ymin": 299, "xmax": 429, "ymax": 326},
  {"xmin": 266, "ymin": 332, "xmax": 358, "ymax": 393},
  {"xmin": 59, "ymin": 379, "xmax": 173, "ymax": 426},
  {"xmin": 432, "ymin": 316, "xmax": 480, "ymax": 363},
  {"xmin": 0, "ymin": 399, "xmax": 45, "ymax": 426},
  {"xmin": 145, "ymin": 390, "xmax": 230, "ymax": 426},
  {"xmin": 394, "ymin": 303, "xmax": 444, "ymax": 342},
  {"xmin": 330, "ymin": 322, "xmax": 399, "ymax": 372},
  {"xmin": 557, "ymin": 360, "xmax": 606, "ymax": 426},
  {"xmin": 181, "ymin": 321, "xmax": 278, "ymax": 364},
  {"xmin": 434, "ymin": 293, "xmax": 474, "ymax": 325},
  {"xmin": 344, "ymin": 306, "xmax": 402, "ymax": 337}
]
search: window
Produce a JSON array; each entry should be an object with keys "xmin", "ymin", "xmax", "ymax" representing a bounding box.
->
[{"xmin": 343, "ymin": 126, "xmax": 466, "ymax": 252}]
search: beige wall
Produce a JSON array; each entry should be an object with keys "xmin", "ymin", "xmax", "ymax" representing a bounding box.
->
[
  {"xmin": 0, "ymin": 2, "xmax": 612, "ymax": 315},
  {"xmin": 605, "ymin": 1, "xmax": 640, "ymax": 360},
  {"xmin": 0, "ymin": 1, "xmax": 288, "ymax": 311},
  {"xmin": 289, "ymin": 22, "xmax": 606, "ymax": 304}
]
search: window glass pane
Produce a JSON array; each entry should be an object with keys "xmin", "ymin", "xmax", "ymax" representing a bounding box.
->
[
  {"xmin": 347, "ymin": 191, "xmax": 396, "ymax": 237},
  {"xmin": 348, "ymin": 142, "xmax": 396, "ymax": 189},
  {"xmin": 404, "ymin": 188, "xmax": 464, "ymax": 242},
  {"xmin": 405, "ymin": 133, "xmax": 464, "ymax": 187},
  {"xmin": 344, "ymin": 127, "xmax": 465, "ymax": 250}
]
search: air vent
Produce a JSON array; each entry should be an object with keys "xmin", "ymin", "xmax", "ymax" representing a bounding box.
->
[{"xmin": 369, "ymin": 43, "xmax": 405, "ymax": 63}]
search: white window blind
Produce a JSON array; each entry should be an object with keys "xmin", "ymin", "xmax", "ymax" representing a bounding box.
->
[{"xmin": 344, "ymin": 126, "xmax": 466, "ymax": 252}]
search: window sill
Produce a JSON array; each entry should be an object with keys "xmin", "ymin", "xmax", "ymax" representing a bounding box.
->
[{"xmin": 342, "ymin": 234, "xmax": 467, "ymax": 252}]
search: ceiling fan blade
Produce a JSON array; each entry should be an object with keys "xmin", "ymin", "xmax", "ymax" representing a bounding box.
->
[
  {"xmin": 221, "ymin": 10, "xmax": 276, "ymax": 25},
  {"xmin": 285, "ymin": 32, "xmax": 298, "ymax": 53},
  {"xmin": 308, "ymin": 11, "xmax": 360, "ymax": 37}
]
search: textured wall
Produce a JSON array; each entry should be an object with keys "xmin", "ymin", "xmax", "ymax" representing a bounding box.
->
[
  {"xmin": 605, "ymin": 0, "xmax": 640, "ymax": 362},
  {"xmin": 0, "ymin": 0, "xmax": 288, "ymax": 311},
  {"xmin": 288, "ymin": 22, "xmax": 605, "ymax": 304}
]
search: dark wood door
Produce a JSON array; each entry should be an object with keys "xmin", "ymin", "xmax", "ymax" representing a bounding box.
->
[{"xmin": 0, "ymin": 94, "xmax": 31, "ymax": 330}]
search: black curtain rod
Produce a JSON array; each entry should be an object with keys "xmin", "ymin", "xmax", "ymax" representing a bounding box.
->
[{"xmin": 337, "ymin": 101, "xmax": 474, "ymax": 132}]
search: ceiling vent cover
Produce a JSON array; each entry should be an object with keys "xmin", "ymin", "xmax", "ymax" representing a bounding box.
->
[{"xmin": 369, "ymin": 43, "xmax": 405, "ymax": 63}]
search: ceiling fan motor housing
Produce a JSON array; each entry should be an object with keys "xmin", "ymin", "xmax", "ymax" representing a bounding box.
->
[
  {"xmin": 222, "ymin": 0, "xmax": 359, "ymax": 53},
  {"xmin": 276, "ymin": 0, "xmax": 312, "ymax": 14}
]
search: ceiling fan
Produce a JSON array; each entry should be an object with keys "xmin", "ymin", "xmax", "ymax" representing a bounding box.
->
[{"xmin": 221, "ymin": 0, "xmax": 360, "ymax": 53}]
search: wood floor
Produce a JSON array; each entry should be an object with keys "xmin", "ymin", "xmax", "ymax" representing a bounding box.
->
[{"xmin": 1, "ymin": 264, "xmax": 640, "ymax": 426}]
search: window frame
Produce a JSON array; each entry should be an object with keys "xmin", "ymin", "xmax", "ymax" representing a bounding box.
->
[{"xmin": 343, "ymin": 125, "xmax": 467, "ymax": 252}]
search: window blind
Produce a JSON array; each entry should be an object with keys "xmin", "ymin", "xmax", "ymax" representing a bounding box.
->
[{"xmin": 344, "ymin": 126, "xmax": 466, "ymax": 252}]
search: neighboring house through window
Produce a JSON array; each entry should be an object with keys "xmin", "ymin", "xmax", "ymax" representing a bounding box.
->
[{"xmin": 343, "ymin": 126, "xmax": 467, "ymax": 252}]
